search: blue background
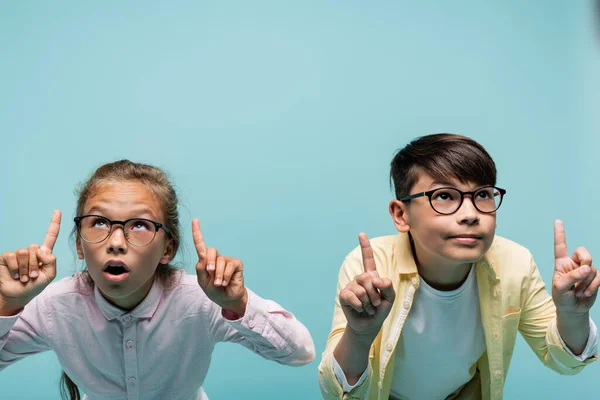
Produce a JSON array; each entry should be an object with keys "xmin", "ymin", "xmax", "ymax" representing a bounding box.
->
[{"xmin": 1, "ymin": 1, "xmax": 598, "ymax": 398}]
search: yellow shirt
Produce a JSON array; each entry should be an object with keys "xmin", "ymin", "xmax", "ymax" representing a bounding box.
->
[{"xmin": 318, "ymin": 233, "xmax": 597, "ymax": 400}]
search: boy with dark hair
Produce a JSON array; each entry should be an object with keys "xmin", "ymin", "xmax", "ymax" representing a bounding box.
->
[{"xmin": 318, "ymin": 134, "xmax": 599, "ymax": 400}]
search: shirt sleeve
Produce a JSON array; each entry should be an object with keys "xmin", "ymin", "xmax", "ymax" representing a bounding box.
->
[
  {"xmin": 518, "ymin": 254, "xmax": 598, "ymax": 374},
  {"xmin": 318, "ymin": 254, "xmax": 375, "ymax": 400},
  {"xmin": 205, "ymin": 288, "xmax": 315, "ymax": 366},
  {"xmin": 332, "ymin": 353, "xmax": 369, "ymax": 392},
  {"xmin": 556, "ymin": 317, "xmax": 598, "ymax": 362},
  {"xmin": 0, "ymin": 294, "xmax": 52, "ymax": 371}
]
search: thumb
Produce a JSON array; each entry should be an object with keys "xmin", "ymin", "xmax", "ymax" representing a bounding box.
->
[
  {"xmin": 554, "ymin": 266, "xmax": 591, "ymax": 293},
  {"xmin": 36, "ymin": 247, "xmax": 57, "ymax": 277},
  {"xmin": 373, "ymin": 278, "xmax": 395, "ymax": 303},
  {"xmin": 196, "ymin": 258, "xmax": 211, "ymax": 288}
]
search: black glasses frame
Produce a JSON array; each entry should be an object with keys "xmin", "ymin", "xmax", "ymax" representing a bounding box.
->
[
  {"xmin": 399, "ymin": 185, "xmax": 507, "ymax": 215},
  {"xmin": 74, "ymin": 214, "xmax": 170, "ymax": 247}
]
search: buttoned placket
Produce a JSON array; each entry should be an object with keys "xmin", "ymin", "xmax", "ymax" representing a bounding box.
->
[
  {"xmin": 120, "ymin": 314, "xmax": 140, "ymax": 400},
  {"xmin": 378, "ymin": 275, "xmax": 419, "ymax": 398},
  {"xmin": 490, "ymin": 285, "xmax": 503, "ymax": 399},
  {"xmin": 479, "ymin": 263, "xmax": 504, "ymax": 400}
]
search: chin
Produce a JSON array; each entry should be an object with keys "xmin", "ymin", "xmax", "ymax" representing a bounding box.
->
[
  {"xmin": 445, "ymin": 249, "xmax": 486, "ymax": 264},
  {"xmin": 97, "ymin": 282, "xmax": 128, "ymax": 297}
]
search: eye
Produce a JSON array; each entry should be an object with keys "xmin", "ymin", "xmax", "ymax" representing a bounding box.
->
[
  {"xmin": 91, "ymin": 217, "xmax": 109, "ymax": 228},
  {"xmin": 130, "ymin": 220, "xmax": 152, "ymax": 231},
  {"xmin": 476, "ymin": 189, "xmax": 494, "ymax": 199},
  {"xmin": 433, "ymin": 191, "xmax": 455, "ymax": 201}
]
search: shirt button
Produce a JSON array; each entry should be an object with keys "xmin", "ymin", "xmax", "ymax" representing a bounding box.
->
[
  {"xmin": 495, "ymin": 370, "xmax": 502, "ymax": 378},
  {"xmin": 493, "ymin": 331, "xmax": 500, "ymax": 341},
  {"xmin": 248, "ymin": 319, "xmax": 256, "ymax": 329},
  {"xmin": 126, "ymin": 340, "xmax": 134, "ymax": 348},
  {"xmin": 411, "ymin": 277, "xmax": 418, "ymax": 286},
  {"xmin": 386, "ymin": 343, "xmax": 393, "ymax": 351},
  {"xmin": 403, "ymin": 300, "xmax": 410, "ymax": 309},
  {"xmin": 128, "ymin": 377, "xmax": 136, "ymax": 384}
]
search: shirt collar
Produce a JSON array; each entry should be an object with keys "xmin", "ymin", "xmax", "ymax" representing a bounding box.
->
[
  {"xmin": 94, "ymin": 276, "xmax": 163, "ymax": 321},
  {"xmin": 393, "ymin": 232, "xmax": 419, "ymax": 275}
]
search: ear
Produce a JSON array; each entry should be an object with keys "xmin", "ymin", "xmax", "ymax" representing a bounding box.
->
[
  {"xmin": 389, "ymin": 199, "xmax": 411, "ymax": 233},
  {"xmin": 76, "ymin": 236, "xmax": 85, "ymax": 260},
  {"xmin": 160, "ymin": 240, "xmax": 175, "ymax": 265}
]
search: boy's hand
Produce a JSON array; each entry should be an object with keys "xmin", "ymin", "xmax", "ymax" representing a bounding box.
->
[
  {"xmin": 552, "ymin": 220, "xmax": 600, "ymax": 315},
  {"xmin": 339, "ymin": 233, "xmax": 395, "ymax": 341}
]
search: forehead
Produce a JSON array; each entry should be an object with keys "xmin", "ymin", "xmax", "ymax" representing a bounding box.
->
[
  {"xmin": 412, "ymin": 170, "xmax": 481, "ymax": 191},
  {"xmin": 84, "ymin": 180, "xmax": 162, "ymax": 220}
]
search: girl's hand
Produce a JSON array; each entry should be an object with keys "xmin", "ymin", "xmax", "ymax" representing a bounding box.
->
[
  {"xmin": 192, "ymin": 219, "xmax": 247, "ymax": 317},
  {"xmin": 0, "ymin": 210, "xmax": 61, "ymax": 316}
]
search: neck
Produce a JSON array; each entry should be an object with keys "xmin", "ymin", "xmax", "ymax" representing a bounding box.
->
[
  {"xmin": 102, "ymin": 276, "xmax": 154, "ymax": 310},
  {"xmin": 409, "ymin": 235, "xmax": 472, "ymax": 291}
]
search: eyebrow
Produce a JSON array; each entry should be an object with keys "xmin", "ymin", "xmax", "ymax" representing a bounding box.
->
[
  {"xmin": 85, "ymin": 206, "xmax": 159, "ymax": 221},
  {"xmin": 428, "ymin": 181, "xmax": 488, "ymax": 192},
  {"xmin": 428, "ymin": 180, "xmax": 456, "ymax": 189}
]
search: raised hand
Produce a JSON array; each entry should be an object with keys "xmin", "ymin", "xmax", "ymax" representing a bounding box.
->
[
  {"xmin": 192, "ymin": 219, "xmax": 247, "ymax": 316},
  {"xmin": 339, "ymin": 233, "xmax": 395, "ymax": 340},
  {"xmin": 552, "ymin": 220, "xmax": 600, "ymax": 315},
  {"xmin": 0, "ymin": 210, "xmax": 62, "ymax": 315}
]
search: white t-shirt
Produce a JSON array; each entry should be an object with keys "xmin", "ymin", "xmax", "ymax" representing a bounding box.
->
[{"xmin": 390, "ymin": 265, "xmax": 485, "ymax": 399}]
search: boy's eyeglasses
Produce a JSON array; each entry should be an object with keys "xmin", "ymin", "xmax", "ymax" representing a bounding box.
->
[
  {"xmin": 74, "ymin": 215, "xmax": 170, "ymax": 247},
  {"xmin": 400, "ymin": 186, "xmax": 506, "ymax": 215}
]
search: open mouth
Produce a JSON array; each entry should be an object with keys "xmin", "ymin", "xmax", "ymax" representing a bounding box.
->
[
  {"xmin": 103, "ymin": 261, "xmax": 131, "ymax": 277},
  {"xmin": 105, "ymin": 265, "xmax": 128, "ymax": 275}
]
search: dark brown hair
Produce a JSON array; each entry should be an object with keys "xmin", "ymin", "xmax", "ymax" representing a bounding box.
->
[
  {"xmin": 390, "ymin": 133, "xmax": 497, "ymax": 199},
  {"xmin": 61, "ymin": 160, "xmax": 182, "ymax": 400}
]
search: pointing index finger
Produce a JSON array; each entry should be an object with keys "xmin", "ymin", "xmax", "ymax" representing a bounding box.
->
[
  {"xmin": 358, "ymin": 232, "xmax": 377, "ymax": 274},
  {"xmin": 192, "ymin": 219, "xmax": 207, "ymax": 261},
  {"xmin": 554, "ymin": 220, "xmax": 568, "ymax": 260},
  {"xmin": 41, "ymin": 210, "xmax": 62, "ymax": 253}
]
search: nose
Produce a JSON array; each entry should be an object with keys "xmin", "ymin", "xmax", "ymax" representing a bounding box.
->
[
  {"xmin": 456, "ymin": 195, "xmax": 479, "ymax": 225},
  {"xmin": 107, "ymin": 225, "xmax": 128, "ymax": 254}
]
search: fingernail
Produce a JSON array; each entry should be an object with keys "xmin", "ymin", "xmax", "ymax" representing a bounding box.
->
[
  {"xmin": 30, "ymin": 270, "xmax": 38, "ymax": 278},
  {"xmin": 13, "ymin": 273, "xmax": 19, "ymax": 279},
  {"xmin": 208, "ymin": 265, "xmax": 215, "ymax": 271},
  {"xmin": 373, "ymin": 299, "xmax": 381, "ymax": 307},
  {"xmin": 222, "ymin": 281, "xmax": 227, "ymax": 286},
  {"xmin": 20, "ymin": 275, "xmax": 29, "ymax": 283},
  {"xmin": 214, "ymin": 278, "xmax": 221, "ymax": 286},
  {"xmin": 585, "ymin": 291, "xmax": 593, "ymax": 297}
]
